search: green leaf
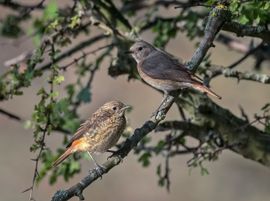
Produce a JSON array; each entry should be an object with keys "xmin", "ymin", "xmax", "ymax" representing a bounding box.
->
[
  {"xmin": 63, "ymin": 118, "xmax": 80, "ymax": 133},
  {"xmin": 76, "ymin": 87, "xmax": 91, "ymax": 103},
  {"xmin": 239, "ymin": 15, "xmax": 249, "ymax": 24},
  {"xmin": 138, "ymin": 152, "xmax": 152, "ymax": 167},
  {"xmin": 264, "ymin": 2, "xmax": 270, "ymax": 10},
  {"xmin": 69, "ymin": 15, "xmax": 81, "ymax": 29},
  {"xmin": 155, "ymin": 140, "xmax": 166, "ymax": 154},
  {"xmin": 50, "ymin": 91, "xmax": 59, "ymax": 98},
  {"xmin": 0, "ymin": 15, "xmax": 22, "ymax": 38},
  {"xmin": 44, "ymin": 0, "xmax": 58, "ymax": 20},
  {"xmin": 53, "ymin": 75, "xmax": 65, "ymax": 85},
  {"xmin": 200, "ymin": 165, "xmax": 209, "ymax": 176}
]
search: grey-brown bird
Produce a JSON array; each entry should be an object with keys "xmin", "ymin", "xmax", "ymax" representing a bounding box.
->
[
  {"xmin": 128, "ymin": 40, "xmax": 221, "ymax": 100},
  {"xmin": 52, "ymin": 100, "xmax": 130, "ymax": 170}
]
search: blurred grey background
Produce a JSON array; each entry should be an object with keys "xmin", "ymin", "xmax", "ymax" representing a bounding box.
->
[{"xmin": 1, "ymin": 2, "xmax": 270, "ymax": 201}]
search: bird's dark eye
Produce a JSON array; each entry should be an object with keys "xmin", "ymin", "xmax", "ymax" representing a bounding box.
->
[
  {"xmin": 138, "ymin": 47, "xmax": 143, "ymax": 51},
  {"xmin": 112, "ymin": 106, "xmax": 117, "ymax": 111}
]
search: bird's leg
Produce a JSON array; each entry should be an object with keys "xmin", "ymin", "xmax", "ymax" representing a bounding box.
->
[
  {"xmin": 106, "ymin": 149, "xmax": 116, "ymax": 154},
  {"xmin": 87, "ymin": 151, "xmax": 105, "ymax": 178},
  {"xmin": 151, "ymin": 92, "xmax": 169, "ymax": 119}
]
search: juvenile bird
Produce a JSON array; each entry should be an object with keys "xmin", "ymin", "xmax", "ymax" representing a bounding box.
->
[
  {"xmin": 128, "ymin": 40, "xmax": 221, "ymax": 100},
  {"xmin": 52, "ymin": 100, "xmax": 130, "ymax": 172}
]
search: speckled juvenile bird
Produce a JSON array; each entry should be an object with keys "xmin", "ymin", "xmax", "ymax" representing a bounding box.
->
[
  {"xmin": 52, "ymin": 101, "xmax": 130, "ymax": 168},
  {"xmin": 128, "ymin": 40, "xmax": 221, "ymax": 99}
]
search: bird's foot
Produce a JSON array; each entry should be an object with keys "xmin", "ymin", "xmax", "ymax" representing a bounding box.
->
[
  {"xmin": 107, "ymin": 149, "xmax": 123, "ymax": 163},
  {"xmin": 106, "ymin": 149, "xmax": 116, "ymax": 154},
  {"xmin": 91, "ymin": 164, "xmax": 106, "ymax": 179},
  {"xmin": 107, "ymin": 149, "xmax": 120, "ymax": 159}
]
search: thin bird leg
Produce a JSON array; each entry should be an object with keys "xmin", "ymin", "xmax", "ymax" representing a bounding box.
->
[
  {"xmin": 152, "ymin": 93, "xmax": 169, "ymax": 119},
  {"xmin": 87, "ymin": 151, "xmax": 105, "ymax": 178},
  {"xmin": 106, "ymin": 149, "xmax": 116, "ymax": 153}
]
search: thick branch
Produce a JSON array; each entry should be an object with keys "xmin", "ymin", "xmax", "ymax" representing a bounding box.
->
[
  {"xmin": 187, "ymin": 6, "xmax": 230, "ymax": 71},
  {"xmin": 223, "ymin": 22, "xmax": 270, "ymax": 43},
  {"xmin": 175, "ymin": 95, "xmax": 270, "ymax": 167}
]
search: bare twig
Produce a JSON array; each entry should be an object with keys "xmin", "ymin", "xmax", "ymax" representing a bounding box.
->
[
  {"xmin": 24, "ymin": 43, "xmax": 56, "ymax": 200},
  {"xmin": 23, "ymin": 114, "xmax": 50, "ymax": 200},
  {"xmin": 207, "ymin": 42, "xmax": 264, "ymax": 81},
  {"xmin": 40, "ymin": 35, "xmax": 108, "ymax": 71},
  {"xmin": 0, "ymin": 108, "xmax": 22, "ymax": 121},
  {"xmin": 4, "ymin": 52, "xmax": 32, "ymax": 67},
  {"xmin": 59, "ymin": 44, "xmax": 114, "ymax": 70}
]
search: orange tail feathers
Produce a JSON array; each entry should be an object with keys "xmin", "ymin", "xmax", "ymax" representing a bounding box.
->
[
  {"xmin": 52, "ymin": 147, "xmax": 74, "ymax": 167},
  {"xmin": 52, "ymin": 138, "xmax": 88, "ymax": 167},
  {"xmin": 192, "ymin": 83, "xmax": 222, "ymax": 99}
]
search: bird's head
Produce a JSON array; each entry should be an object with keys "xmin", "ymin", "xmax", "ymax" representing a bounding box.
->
[
  {"xmin": 102, "ymin": 100, "xmax": 131, "ymax": 117},
  {"xmin": 128, "ymin": 40, "xmax": 155, "ymax": 63}
]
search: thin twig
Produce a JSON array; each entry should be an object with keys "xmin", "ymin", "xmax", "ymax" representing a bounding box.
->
[
  {"xmin": 59, "ymin": 44, "xmax": 114, "ymax": 70},
  {"xmin": 207, "ymin": 42, "xmax": 264, "ymax": 81},
  {"xmin": 0, "ymin": 108, "xmax": 22, "ymax": 121},
  {"xmin": 23, "ymin": 115, "xmax": 50, "ymax": 200}
]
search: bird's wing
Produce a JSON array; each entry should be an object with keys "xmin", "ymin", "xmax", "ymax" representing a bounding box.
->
[
  {"xmin": 141, "ymin": 51, "xmax": 202, "ymax": 84},
  {"xmin": 66, "ymin": 110, "xmax": 112, "ymax": 148}
]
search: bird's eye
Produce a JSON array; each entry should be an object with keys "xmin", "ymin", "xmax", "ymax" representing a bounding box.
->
[
  {"xmin": 138, "ymin": 47, "xmax": 143, "ymax": 51},
  {"xmin": 112, "ymin": 106, "xmax": 117, "ymax": 111}
]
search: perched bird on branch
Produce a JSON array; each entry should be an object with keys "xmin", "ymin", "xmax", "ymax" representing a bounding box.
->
[
  {"xmin": 52, "ymin": 100, "xmax": 130, "ymax": 173},
  {"xmin": 128, "ymin": 40, "xmax": 221, "ymax": 101}
]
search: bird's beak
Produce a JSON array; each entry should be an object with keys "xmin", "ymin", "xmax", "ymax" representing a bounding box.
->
[
  {"xmin": 124, "ymin": 50, "xmax": 133, "ymax": 54},
  {"xmin": 121, "ymin": 105, "xmax": 131, "ymax": 111}
]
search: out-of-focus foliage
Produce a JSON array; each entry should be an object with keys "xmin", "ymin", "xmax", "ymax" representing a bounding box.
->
[{"xmin": 0, "ymin": 0, "xmax": 269, "ymax": 190}]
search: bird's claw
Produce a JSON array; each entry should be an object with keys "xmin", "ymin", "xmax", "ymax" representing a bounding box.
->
[
  {"xmin": 107, "ymin": 150, "xmax": 119, "ymax": 160},
  {"xmin": 107, "ymin": 150, "xmax": 123, "ymax": 163},
  {"xmin": 91, "ymin": 164, "xmax": 105, "ymax": 179}
]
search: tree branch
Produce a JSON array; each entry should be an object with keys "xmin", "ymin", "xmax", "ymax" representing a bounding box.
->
[
  {"xmin": 220, "ymin": 69, "xmax": 270, "ymax": 84},
  {"xmin": 51, "ymin": 4, "xmax": 231, "ymax": 200},
  {"xmin": 159, "ymin": 92, "xmax": 270, "ymax": 167},
  {"xmin": 186, "ymin": 6, "xmax": 230, "ymax": 71},
  {"xmin": 40, "ymin": 35, "xmax": 108, "ymax": 71},
  {"xmin": 222, "ymin": 21, "xmax": 270, "ymax": 43},
  {"xmin": 0, "ymin": 108, "xmax": 22, "ymax": 121},
  {"xmin": 205, "ymin": 42, "xmax": 266, "ymax": 83},
  {"xmin": 0, "ymin": 0, "xmax": 45, "ymax": 10},
  {"xmin": 51, "ymin": 96, "xmax": 175, "ymax": 201}
]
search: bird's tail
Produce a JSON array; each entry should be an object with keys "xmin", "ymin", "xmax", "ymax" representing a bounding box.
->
[
  {"xmin": 52, "ymin": 138, "xmax": 88, "ymax": 167},
  {"xmin": 192, "ymin": 83, "xmax": 222, "ymax": 99},
  {"xmin": 52, "ymin": 147, "xmax": 74, "ymax": 167}
]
